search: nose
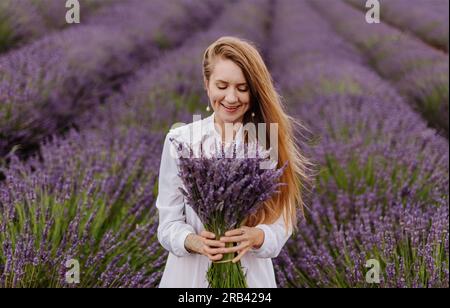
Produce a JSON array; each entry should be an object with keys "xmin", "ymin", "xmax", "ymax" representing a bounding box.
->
[{"xmin": 224, "ymin": 89, "xmax": 238, "ymax": 104}]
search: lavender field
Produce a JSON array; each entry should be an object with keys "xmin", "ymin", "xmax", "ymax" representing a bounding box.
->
[{"xmin": 0, "ymin": 0, "xmax": 448, "ymax": 288}]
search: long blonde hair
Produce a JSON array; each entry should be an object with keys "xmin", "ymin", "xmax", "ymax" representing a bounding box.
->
[{"xmin": 202, "ymin": 36, "xmax": 312, "ymax": 234}]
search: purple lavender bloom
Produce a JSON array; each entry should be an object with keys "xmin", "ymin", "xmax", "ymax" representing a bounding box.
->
[
  {"xmin": 270, "ymin": 0, "xmax": 449, "ymax": 288},
  {"xmin": 0, "ymin": 0, "xmax": 125, "ymax": 53},
  {"xmin": 0, "ymin": 0, "xmax": 225, "ymax": 160},
  {"xmin": 0, "ymin": 0, "xmax": 273, "ymax": 288},
  {"xmin": 173, "ymin": 138, "xmax": 286, "ymax": 234},
  {"xmin": 346, "ymin": 0, "xmax": 449, "ymax": 52},
  {"xmin": 310, "ymin": 0, "xmax": 449, "ymax": 136},
  {"xmin": 172, "ymin": 138, "xmax": 286, "ymax": 288}
]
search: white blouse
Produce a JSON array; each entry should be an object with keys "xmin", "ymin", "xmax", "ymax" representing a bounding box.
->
[{"xmin": 156, "ymin": 112, "xmax": 293, "ymax": 288}]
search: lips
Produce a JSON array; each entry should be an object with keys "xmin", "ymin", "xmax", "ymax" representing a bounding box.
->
[{"xmin": 220, "ymin": 103, "xmax": 241, "ymax": 112}]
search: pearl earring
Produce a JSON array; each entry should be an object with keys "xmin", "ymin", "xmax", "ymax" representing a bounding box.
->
[
  {"xmin": 251, "ymin": 112, "xmax": 256, "ymax": 117},
  {"xmin": 206, "ymin": 104, "xmax": 211, "ymax": 112}
]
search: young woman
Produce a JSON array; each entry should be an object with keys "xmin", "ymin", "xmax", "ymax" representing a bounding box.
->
[{"xmin": 156, "ymin": 36, "xmax": 310, "ymax": 288}]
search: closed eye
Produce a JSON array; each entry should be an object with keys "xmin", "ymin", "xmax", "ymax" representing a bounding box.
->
[{"xmin": 217, "ymin": 85, "xmax": 248, "ymax": 92}]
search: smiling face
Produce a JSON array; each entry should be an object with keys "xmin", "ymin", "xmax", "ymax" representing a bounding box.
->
[{"xmin": 204, "ymin": 58, "xmax": 251, "ymax": 129}]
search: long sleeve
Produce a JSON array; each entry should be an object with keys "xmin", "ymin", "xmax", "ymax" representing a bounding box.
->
[
  {"xmin": 156, "ymin": 130, "xmax": 196, "ymax": 257},
  {"xmin": 250, "ymin": 212, "xmax": 293, "ymax": 259}
]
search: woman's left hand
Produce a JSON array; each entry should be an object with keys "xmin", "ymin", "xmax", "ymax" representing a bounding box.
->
[{"xmin": 219, "ymin": 226, "xmax": 265, "ymax": 263}]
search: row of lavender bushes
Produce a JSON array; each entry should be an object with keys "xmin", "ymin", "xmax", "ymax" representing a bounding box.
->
[
  {"xmin": 0, "ymin": 0, "xmax": 120, "ymax": 53},
  {"xmin": 0, "ymin": 0, "xmax": 448, "ymax": 288},
  {"xmin": 0, "ymin": 0, "xmax": 272, "ymax": 288},
  {"xmin": 308, "ymin": 0, "xmax": 449, "ymax": 137},
  {"xmin": 0, "ymin": 0, "xmax": 223, "ymax": 161},
  {"xmin": 346, "ymin": 0, "xmax": 449, "ymax": 52},
  {"xmin": 270, "ymin": 0, "xmax": 449, "ymax": 288}
]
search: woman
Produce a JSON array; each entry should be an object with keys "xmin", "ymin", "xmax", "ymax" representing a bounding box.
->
[{"xmin": 156, "ymin": 36, "xmax": 310, "ymax": 288}]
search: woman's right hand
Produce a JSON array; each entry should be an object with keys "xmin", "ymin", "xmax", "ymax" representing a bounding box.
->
[{"xmin": 185, "ymin": 231, "xmax": 225, "ymax": 262}]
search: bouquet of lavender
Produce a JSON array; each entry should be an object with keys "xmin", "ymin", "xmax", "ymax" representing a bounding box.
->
[{"xmin": 170, "ymin": 137, "xmax": 287, "ymax": 288}]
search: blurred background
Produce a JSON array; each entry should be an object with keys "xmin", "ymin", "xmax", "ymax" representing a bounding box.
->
[{"xmin": 0, "ymin": 0, "xmax": 448, "ymax": 288}]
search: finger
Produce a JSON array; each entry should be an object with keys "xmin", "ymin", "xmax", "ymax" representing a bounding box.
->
[
  {"xmin": 219, "ymin": 242, "xmax": 249, "ymax": 254},
  {"xmin": 232, "ymin": 247, "xmax": 251, "ymax": 263},
  {"xmin": 224, "ymin": 228, "xmax": 244, "ymax": 237},
  {"xmin": 204, "ymin": 239, "xmax": 225, "ymax": 248},
  {"xmin": 220, "ymin": 235, "xmax": 246, "ymax": 243},
  {"xmin": 204, "ymin": 246, "xmax": 223, "ymax": 255},
  {"xmin": 200, "ymin": 230, "xmax": 216, "ymax": 239},
  {"xmin": 207, "ymin": 253, "xmax": 223, "ymax": 261}
]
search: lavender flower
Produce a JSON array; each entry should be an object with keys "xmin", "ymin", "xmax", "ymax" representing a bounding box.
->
[
  {"xmin": 0, "ymin": 0, "xmax": 225, "ymax": 160},
  {"xmin": 310, "ymin": 0, "xmax": 449, "ymax": 136},
  {"xmin": 172, "ymin": 138, "xmax": 286, "ymax": 288},
  {"xmin": 0, "ymin": 0, "xmax": 272, "ymax": 288},
  {"xmin": 270, "ymin": 0, "xmax": 448, "ymax": 288},
  {"xmin": 346, "ymin": 0, "xmax": 449, "ymax": 52},
  {"xmin": 1, "ymin": 0, "xmax": 447, "ymax": 289}
]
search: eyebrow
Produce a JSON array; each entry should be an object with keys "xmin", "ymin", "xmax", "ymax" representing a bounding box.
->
[{"xmin": 216, "ymin": 79, "xmax": 247, "ymax": 86}]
